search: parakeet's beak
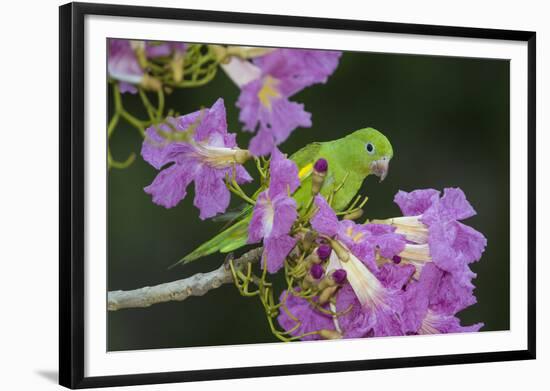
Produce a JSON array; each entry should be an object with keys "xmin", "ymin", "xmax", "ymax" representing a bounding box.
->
[{"xmin": 370, "ymin": 156, "xmax": 390, "ymax": 182}]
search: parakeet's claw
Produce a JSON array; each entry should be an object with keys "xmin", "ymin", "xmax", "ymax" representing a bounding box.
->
[{"xmin": 370, "ymin": 156, "xmax": 391, "ymax": 182}]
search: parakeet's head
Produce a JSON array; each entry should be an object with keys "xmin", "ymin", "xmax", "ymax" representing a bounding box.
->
[{"xmin": 347, "ymin": 127, "xmax": 393, "ymax": 181}]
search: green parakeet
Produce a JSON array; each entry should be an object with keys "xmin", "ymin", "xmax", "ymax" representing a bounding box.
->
[{"xmin": 181, "ymin": 127, "xmax": 393, "ymax": 264}]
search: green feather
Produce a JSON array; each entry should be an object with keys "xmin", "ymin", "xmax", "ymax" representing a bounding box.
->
[
  {"xmin": 174, "ymin": 216, "xmax": 251, "ymax": 266},
  {"xmin": 178, "ymin": 127, "xmax": 393, "ymax": 266},
  {"xmin": 290, "ymin": 142, "xmax": 321, "ymax": 169}
]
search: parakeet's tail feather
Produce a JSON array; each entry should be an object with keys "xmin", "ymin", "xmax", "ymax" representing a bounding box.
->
[
  {"xmin": 217, "ymin": 204, "xmax": 254, "ymax": 232},
  {"xmin": 171, "ymin": 217, "xmax": 251, "ymax": 268}
]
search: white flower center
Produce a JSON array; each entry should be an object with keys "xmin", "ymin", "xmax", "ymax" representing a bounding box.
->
[
  {"xmin": 259, "ymin": 195, "xmax": 275, "ymax": 238},
  {"xmin": 374, "ymin": 215, "xmax": 428, "ymax": 244},
  {"xmin": 399, "ymin": 243, "xmax": 431, "ymax": 262},
  {"xmin": 328, "ymin": 243, "xmax": 385, "ymax": 308},
  {"xmin": 418, "ymin": 310, "xmax": 440, "ymax": 334},
  {"xmin": 192, "ymin": 143, "xmax": 240, "ymax": 169}
]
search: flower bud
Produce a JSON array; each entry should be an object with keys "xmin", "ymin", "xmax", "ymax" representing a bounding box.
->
[
  {"xmin": 331, "ymin": 269, "xmax": 347, "ymax": 284},
  {"xmin": 310, "ymin": 264, "xmax": 324, "ymax": 280},
  {"xmin": 131, "ymin": 41, "xmax": 148, "ymax": 68},
  {"xmin": 316, "ymin": 244, "xmax": 332, "ymax": 261},
  {"xmin": 311, "ymin": 158, "xmax": 328, "ymax": 195},
  {"xmin": 170, "ymin": 52, "xmax": 185, "ymax": 83},
  {"xmin": 288, "ymin": 246, "xmax": 301, "ymax": 261},
  {"xmin": 319, "ymin": 329, "xmax": 342, "ymax": 340},
  {"xmin": 306, "ymin": 244, "xmax": 331, "ymax": 265},
  {"xmin": 318, "ymin": 275, "xmax": 337, "ymax": 291},
  {"xmin": 140, "ymin": 74, "xmax": 162, "ymax": 91},
  {"xmin": 300, "ymin": 231, "xmax": 318, "ymax": 252},
  {"xmin": 330, "ymin": 240, "xmax": 350, "ymax": 263},
  {"xmin": 305, "ymin": 252, "xmax": 319, "ymax": 265},
  {"xmin": 343, "ymin": 209, "xmax": 364, "ymax": 220},
  {"xmin": 226, "ymin": 46, "xmax": 276, "ymax": 59},
  {"xmin": 314, "ymin": 158, "xmax": 328, "ymax": 173},
  {"xmin": 302, "ymin": 275, "xmax": 315, "ymax": 289},
  {"xmin": 319, "ymin": 285, "xmax": 339, "ymax": 305}
]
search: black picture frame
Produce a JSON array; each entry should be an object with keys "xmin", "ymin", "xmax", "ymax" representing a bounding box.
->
[{"xmin": 59, "ymin": 2, "xmax": 536, "ymax": 388}]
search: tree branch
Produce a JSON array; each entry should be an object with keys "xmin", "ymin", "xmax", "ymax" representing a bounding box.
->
[{"xmin": 108, "ymin": 247, "xmax": 263, "ymax": 311}]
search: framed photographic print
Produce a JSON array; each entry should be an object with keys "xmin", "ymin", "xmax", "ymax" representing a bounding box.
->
[{"xmin": 59, "ymin": 2, "xmax": 536, "ymax": 388}]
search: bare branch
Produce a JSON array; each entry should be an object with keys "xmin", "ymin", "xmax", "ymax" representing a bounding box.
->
[{"xmin": 108, "ymin": 247, "xmax": 263, "ymax": 311}]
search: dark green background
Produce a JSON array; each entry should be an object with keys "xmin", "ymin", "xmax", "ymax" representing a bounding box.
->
[{"xmin": 108, "ymin": 49, "xmax": 510, "ymax": 351}]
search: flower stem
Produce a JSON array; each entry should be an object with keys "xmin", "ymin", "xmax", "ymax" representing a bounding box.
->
[
  {"xmin": 119, "ymin": 110, "xmax": 146, "ymax": 137},
  {"xmin": 108, "ymin": 147, "xmax": 136, "ymax": 170},
  {"xmin": 157, "ymin": 88, "xmax": 165, "ymax": 119},
  {"xmin": 226, "ymin": 175, "xmax": 256, "ymax": 205},
  {"xmin": 108, "ymin": 85, "xmax": 137, "ymax": 169},
  {"xmin": 138, "ymin": 88, "xmax": 158, "ymax": 122}
]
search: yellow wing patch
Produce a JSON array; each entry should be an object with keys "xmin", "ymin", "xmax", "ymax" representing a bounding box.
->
[{"xmin": 298, "ymin": 163, "xmax": 313, "ymax": 180}]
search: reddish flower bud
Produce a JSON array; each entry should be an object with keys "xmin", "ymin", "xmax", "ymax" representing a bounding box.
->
[
  {"xmin": 310, "ymin": 264, "xmax": 324, "ymax": 280},
  {"xmin": 314, "ymin": 158, "xmax": 328, "ymax": 174},
  {"xmin": 332, "ymin": 269, "xmax": 347, "ymax": 284},
  {"xmin": 316, "ymin": 244, "xmax": 332, "ymax": 261},
  {"xmin": 312, "ymin": 159, "xmax": 328, "ymax": 195}
]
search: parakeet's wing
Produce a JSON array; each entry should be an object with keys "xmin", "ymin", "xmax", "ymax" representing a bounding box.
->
[
  {"xmin": 211, "ymin": 203, "xmax": 253, "ymax": 231},
  {"xmin": 174, "ymin": 215, "xmax": 252, "ymax": 267}
]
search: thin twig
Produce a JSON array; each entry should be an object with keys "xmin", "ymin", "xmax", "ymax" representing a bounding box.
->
[{"xmin": 107, "ymin": 247, "xmax": 263, "ymax": 311}]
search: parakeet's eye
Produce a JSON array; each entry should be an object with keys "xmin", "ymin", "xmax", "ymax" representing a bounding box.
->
[{"xmin": 366, "ymin": 142, "xmax": 375, "ymax": 154}]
